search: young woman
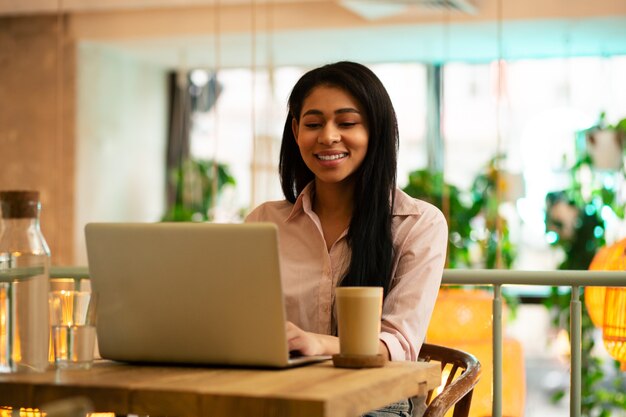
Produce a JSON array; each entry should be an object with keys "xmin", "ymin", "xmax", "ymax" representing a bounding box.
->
[{"xmin": 246, "ymin": 61, "xmax": 447, "ymax": 416}]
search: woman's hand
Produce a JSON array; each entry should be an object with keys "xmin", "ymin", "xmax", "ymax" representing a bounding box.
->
[
  {"xmin": 285, "ymin": 321, "xmax": 390, "ymax": 359},
  {"xmin": 285, "ymin": 321, "xmax": 339, "ymax": 356}
]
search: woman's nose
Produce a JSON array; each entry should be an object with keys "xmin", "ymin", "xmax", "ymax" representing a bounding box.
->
[{"xmin": 318, "ymin": 124, "xmax": 341, "ymax": 144}]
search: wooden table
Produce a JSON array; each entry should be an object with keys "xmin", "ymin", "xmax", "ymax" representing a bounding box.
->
[{"xmin": 0, "ymin": 359, "xmax": 440, "ymax": 417}]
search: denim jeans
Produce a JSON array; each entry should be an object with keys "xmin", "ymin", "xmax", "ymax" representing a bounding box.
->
[
  {"xmin": 362, "ymin": 395, "xmax": 427, "ymax": 417},
  {"xmin": 362, "ymin": 399, "xmax": 412, "ymax": 417}
]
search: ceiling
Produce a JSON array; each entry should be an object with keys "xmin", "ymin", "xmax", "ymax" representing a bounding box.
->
[
  {"xmin": 89, "ymin": 16, "xmax": 626, "ymax": 69},
  {"xmin": 3, "ymin": 0, "xmax": 626, "ymax": 67}
]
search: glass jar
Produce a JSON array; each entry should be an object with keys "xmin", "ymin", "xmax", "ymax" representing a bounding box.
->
[{"xmin": 0, "ymin": 190, "xmax": 51, "ymax": 373}]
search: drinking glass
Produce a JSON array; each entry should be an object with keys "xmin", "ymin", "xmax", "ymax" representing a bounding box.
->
[{"xmin": 49, "ymin": 290, "xmax": 97, "ymax": 370}]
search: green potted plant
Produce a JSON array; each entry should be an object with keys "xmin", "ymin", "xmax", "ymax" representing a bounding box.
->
[
  {"xmin": 403, "ymin": 156, "xmax": 515, "ymax": 269},
  {"xmin": 543, "ymin": 113, "xmax": 626, "ymax": 416},
  {"xmin": 162, "ymin": 158, "xmax": 236, "ymax": 222}
]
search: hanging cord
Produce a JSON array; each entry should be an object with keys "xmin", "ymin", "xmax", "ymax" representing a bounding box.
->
[
  {"xmin": 211, "ymin": 0, "xmax": 221, "ymax": 218},
  {"xmin": 441, "ymin": 5, "xmax": 450, "ymax": 267},
  {"xmin": 176, "ymin": 51, "xmax": 191, "ymax": 212},
  {"xmin": 266, "ymin": 0, "xmax": 276, "ymax": 201},
  {"xmin": 55, "ymin": 0, "xmax": 65, "ymax": 262},
  {"xmin": 494, "ymin": 0, "xmax": 504, "ymax": 269},
  {"xmin": 250, "ymin": 0, "xmax": 258, "ymax": 209}
]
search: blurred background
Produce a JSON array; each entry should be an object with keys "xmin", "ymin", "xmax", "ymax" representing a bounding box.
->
[{"xmin": 1, "ymin": 0, "xmax": 626, "ymax": 415}]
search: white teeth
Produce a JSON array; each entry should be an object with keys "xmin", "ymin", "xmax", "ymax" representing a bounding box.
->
[{"xmin": 317, "ymin": 154, "xmax": 347, "ymax": 161}]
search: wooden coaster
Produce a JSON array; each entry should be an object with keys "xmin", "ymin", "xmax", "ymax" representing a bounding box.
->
[{"xmin": 332, "ymin": 354, "xmax": 387, "ymax": 368}]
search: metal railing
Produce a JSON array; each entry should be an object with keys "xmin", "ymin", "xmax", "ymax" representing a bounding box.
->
[
  {"xmin": 443, "ymin": 269, "xmax": 626, "ymax": 417},
  {"xmin": 43, "ymin": 267, "xmax": 626, "ymax": 417}
]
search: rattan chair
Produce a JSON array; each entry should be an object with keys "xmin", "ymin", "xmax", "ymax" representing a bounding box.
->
[{"xmin": 418, "ymin": 343, "xmax": 482, "ymax": 417}]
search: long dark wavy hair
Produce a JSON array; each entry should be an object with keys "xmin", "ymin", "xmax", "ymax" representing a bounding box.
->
[{"xmin": 279, "ymin": 61, "xmax": 398, "ymax": 297}]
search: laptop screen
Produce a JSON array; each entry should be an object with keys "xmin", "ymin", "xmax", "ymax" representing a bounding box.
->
[{"xmin": 85, "ymin": 222, "xmax": 295, "ymax": 367}]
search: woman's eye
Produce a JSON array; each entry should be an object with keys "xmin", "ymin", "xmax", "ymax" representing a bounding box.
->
[
  {"xmin": 304, "ymin": 123, "xmax": 322, "ymax": 128},
  {"xmin": 339, "ymin": 122, "xmax": 357, "ymax": 128}
]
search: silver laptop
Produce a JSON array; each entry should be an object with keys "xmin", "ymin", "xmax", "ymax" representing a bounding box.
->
[{"xmin": 85, "ymin": 222, "xmax": 329, "ymax": 368}]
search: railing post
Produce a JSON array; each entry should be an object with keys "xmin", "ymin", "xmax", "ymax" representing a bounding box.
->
[
  {"xmin": 441, "ymin": 269, "xmax": 626, "ymax": 417},
  {"xmin": 493, "ymin": 284, "xmax": 503, "ymax": 417},
  {"xmin": 570, "ymin": 286, "xmax": 582, "ymax": 417}
]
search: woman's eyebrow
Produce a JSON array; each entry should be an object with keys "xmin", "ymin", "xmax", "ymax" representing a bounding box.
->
[
  {"xmin": 302, "ymin": 108, "xmax": 360, "ymax": 117},
  {"xmin": 335, "ymin": 108, "xmax": 360, "ymax": 115},
  {"xmin": 302, "ymin": 109, "xmax": 323, "ymax": 117}
]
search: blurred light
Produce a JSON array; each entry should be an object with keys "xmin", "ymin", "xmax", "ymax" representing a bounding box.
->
[
  {"xmin": 594, "ymin": 226, "xmax": 604, "ymax": 238},
  {"xmin": 554, "ymin": 328, "xmax": 571, "ymax": 364},
  {"xmin": 601, "ymin": 205, "xmax": 614, "ymax": 221},
  {"xmin": 548, "ymin": 106, "xmax": 597, "ymax": 132},
  {"xmin": 515, "ymin": 197, "xmax": 545, "ymax": 224},
  {"xmin": 451, "ymin": 232, "xmax": 462, "ymax": 246},
  {"xmin": 0, "ymin": 408, "xmax": 45, "ymax": 417},
  {"xmin": 190, "ymin": 69, "xmax": 209, "ymax": 87},
  {"xmin": 585, "ymin": 204, "xmax": 596, "ymax": 216},
  {"xmin": 0, "ymin": 407, "xmax": 116, "ymax": 417},
  {"xmin": 602, "ymin": 175, "xmax": 616, "ymax": 189},
  {"xmin": 546, "ymin": 231, "xmax": 559, "ymax": 244}
]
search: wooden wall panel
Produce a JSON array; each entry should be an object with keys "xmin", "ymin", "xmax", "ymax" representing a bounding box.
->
[{"xmin": 0, "ymin": 15, "xmax": 76, "ymax": 265}]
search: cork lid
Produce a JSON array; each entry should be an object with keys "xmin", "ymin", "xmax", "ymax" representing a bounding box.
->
[{"xmin": 0, "ymin": 190, "xmax": 40, "ymax": 218}]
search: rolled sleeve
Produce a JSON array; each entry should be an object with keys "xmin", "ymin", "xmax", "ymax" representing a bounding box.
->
[{"xmin": 380, "ymin": 199, "xmax": 448, "ymax": 361}]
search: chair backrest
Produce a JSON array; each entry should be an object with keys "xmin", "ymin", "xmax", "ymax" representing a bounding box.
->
[{"xmin": 418, "ymin": 343, "xmax": 482, "ymax": 417}]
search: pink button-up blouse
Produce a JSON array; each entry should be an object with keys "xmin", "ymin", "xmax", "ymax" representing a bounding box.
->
[{"xmin": 245, "ymin": 183, "xmax": 447, "ymax": 361}]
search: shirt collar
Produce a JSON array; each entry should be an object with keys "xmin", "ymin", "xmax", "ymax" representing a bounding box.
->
[
  {"xmin": 285, "ymin": 182, "xmax": 315, "ymax": 222},
  {"xmin": 285, "ymin": 183, "xmax": 423, "ymax": 220},
  {"xmin": 392, "ymin": 188, "xmax": 424, "ymax": 216}
]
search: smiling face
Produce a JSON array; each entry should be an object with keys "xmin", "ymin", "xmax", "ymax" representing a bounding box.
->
[{"xmin": 292, "ymin": 85, "xmax": 369, "ymax": 188}]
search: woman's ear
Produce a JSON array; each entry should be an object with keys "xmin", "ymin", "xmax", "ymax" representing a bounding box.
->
[{"xmin": 291, "ymin": 117, "xmax": 299, "ymax": 142}]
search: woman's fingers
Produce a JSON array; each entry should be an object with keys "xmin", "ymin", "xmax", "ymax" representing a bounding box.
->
[{"xmin": 285, "ymin": 321, "xmax": 318, "ymax": 356}]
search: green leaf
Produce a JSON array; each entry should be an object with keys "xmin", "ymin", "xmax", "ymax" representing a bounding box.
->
[
  {"xmin": 162, "ymin": 158, "xmax": 237, "ymax": 222},
  {"xmin": 551, "ymin": 390, "xmax": 566, "ymax": 403}
]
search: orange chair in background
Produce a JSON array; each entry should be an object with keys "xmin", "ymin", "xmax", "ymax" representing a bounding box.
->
[{"xmin": 426, "ymin": 288, "xmax": 526, "ymax": 417}]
